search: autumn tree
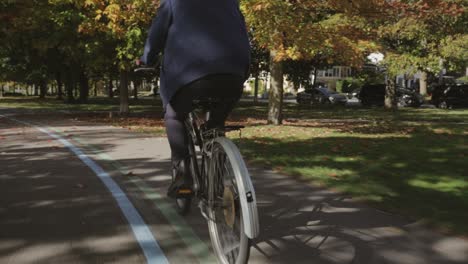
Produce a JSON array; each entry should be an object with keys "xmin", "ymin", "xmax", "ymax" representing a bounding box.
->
[
  {"xmin": 241, "ymin": 0, "xmax": 377, "ymax": 124},
  {"xmin": 48, "ymin": 0, "xmax": 92, "ymax": 103},
  {"xmin": 0, "ymin": 0, "xmax": 99, "ymax": 102},
  {"xmin": 80, "ymin": 0, "xmax": 157, "ymax": 114},
  {"xmin": 249, "ymin": 35, "xmax": 269, "ymax": 103},
  {"xmin": 0, "ymin": 0, "xmax": 53, "ymax": 98},
  {"xmin": 266, "ymin": 55, "xmax": 336, "ymax": 96},
  {"xmin": 375, "ymin": 0, "xmax": 466, "ymax": 108}
]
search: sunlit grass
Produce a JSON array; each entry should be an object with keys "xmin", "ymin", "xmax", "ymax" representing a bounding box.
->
[{"xmin": 231, "ymin": 121, "xmax": 468, "ymax": 235}]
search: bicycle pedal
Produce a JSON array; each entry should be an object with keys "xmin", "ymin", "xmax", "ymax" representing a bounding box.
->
[
  {"xmin": 178, "ymin": 189, "xmax": 192, "ymax": 194},
  {"xmin": 168, "ymin": 187, "xmax": 194, "ymax": 199},
  {"xmin": 175, "ymin": 188, "xmax": 194, "ymax": 198}
]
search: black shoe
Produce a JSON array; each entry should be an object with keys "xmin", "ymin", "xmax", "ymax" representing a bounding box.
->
[{"xmin": 167, "ymin": 158, "xmax": 194, "ymax": 199}]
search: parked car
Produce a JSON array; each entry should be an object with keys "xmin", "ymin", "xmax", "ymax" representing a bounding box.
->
[
  {"xmin": 431, "ymin": 84, "xmax": 468, "ymax": 109},
  {"xmin": 297, "ymin": 87, "xmax": 347, "ymax": 105},
  {"xmin": 349, "ymin": 88, "xmax": 361, "ymax": 99},
  {"xmin": 359, "ymin": 84, "xmax": 423, "ymax": 107},
  {"xmin": 396, "ymin": 87, "xmax": 424, "ymax": 107},
  {"xmin": 296, "ymin": 90, "xmax": 312, "ymax": 104},
  {"xmin": 359, "ymin": 84, "xmax": 385, "ymax": 106}
]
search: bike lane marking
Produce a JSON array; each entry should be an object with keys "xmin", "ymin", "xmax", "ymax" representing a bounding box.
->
[
  {"xmin": 47, "ymin": 127, "xmax": 218, "ymax": 264},
  {"xmin": 1, "ymin": 115, "xmax": 169, "ymax": 264}
]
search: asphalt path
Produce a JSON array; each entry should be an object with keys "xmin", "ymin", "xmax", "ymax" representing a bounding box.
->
[{"xmin": 1, "ymin": 109, "xmax": 467, "ymax": 264}]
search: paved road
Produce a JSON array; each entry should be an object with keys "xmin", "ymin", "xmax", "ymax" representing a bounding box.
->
[{"xmin": 1, "ymin": 109, "xmax": 467, "ymax": 264}]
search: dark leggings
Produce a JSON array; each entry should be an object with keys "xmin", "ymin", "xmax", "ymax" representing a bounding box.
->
[{"xmin": 164, "ymin": 74, "xmax": 244, "ymax": 162}]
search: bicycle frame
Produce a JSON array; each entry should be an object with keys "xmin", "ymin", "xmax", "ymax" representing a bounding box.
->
[
  {"xmin": 185, "ymin": 108, "xmax": 230, "ymax": 203},
  {"xmin": 185, "ymin": 108, "xmax": 259, "ymax": 239},
  {"xmin": 185, "ymin": 110, "xmax": 210, "ymax": 199}
]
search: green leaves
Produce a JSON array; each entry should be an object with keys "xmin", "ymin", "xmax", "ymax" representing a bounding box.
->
[
  {"xmin": 378, "ymin": 0, "xmax": 466, "ymax": 75},
  {"xmin": 439, "ymin": 34, "xmax": 468, "ymax": 72},
  {"xmin": 80, "ymin": 0, "xmax": 157, "ymax": 69}
]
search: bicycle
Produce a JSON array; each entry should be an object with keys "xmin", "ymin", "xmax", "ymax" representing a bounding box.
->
[{"xmin": 135, "ymin": 68, "xmax": 260, "ymax": 264}]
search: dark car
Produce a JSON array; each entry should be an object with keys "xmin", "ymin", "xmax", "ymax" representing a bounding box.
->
[
  {"xmin": 431, "ymin": 84, "xmax": 468, "ymax": 109},
  {"xmin": 297, "ymin": 87, "xmax": 347, "ymax": 105},
  {"xmin": 359, "ymin": 84, "xmax": 423, "ymax": 107},
  {"xmin": 396, "ymin": 87, "xmax": 424, "ymax": 107},
  {"xmin": 296, "ymin": 90, "xmax": 313, "ymax": 104},
  {"xmin": 359, "ymin": 84, "xmax": 385, "ymax": 106}
]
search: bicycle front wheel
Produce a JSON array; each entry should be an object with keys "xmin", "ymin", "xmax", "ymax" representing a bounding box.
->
[{"xmin": 207, "ymin": 139, "xmax": 252, "ymax": 264}]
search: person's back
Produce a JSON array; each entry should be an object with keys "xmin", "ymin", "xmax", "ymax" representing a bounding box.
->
[
  {"xmin": 140, "ymin": 0, "xmax": 251, "ymax": 197},
  {"xmin": 167, "ymin": 0, "xmax": 250, "ymax": 73},
  {"xmin": 141, "ymin": 0, "xmax": 250, "ymax": 107}
]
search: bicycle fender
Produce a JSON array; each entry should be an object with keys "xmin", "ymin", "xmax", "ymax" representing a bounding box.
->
[{"xmin": 214, "ymin": 137, "xmax": 260, "ymax": 239}]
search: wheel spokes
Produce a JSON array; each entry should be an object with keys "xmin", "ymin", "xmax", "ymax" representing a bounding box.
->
[{"xmin": 209, "ymin": 142, "xmax": 247, "ymax": 264}]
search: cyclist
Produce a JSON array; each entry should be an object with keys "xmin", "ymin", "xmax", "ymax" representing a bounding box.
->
[{"xmin": 139, "ymin": 0, "xmax": 251, "ymax": 198}]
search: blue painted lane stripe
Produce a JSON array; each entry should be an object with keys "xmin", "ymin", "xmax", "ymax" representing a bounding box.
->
[{"xmin": 4, "ymin": 116, "xmax": 169, "ymax": 264}]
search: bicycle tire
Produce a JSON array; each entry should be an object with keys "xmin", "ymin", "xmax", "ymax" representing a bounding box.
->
[{"xmin": 207, "ymin": 139, "xmax": 253, "ymax": 264}]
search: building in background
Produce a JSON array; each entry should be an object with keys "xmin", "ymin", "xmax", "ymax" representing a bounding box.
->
[{"xmin": 314, "ymin": 66, "xmax": 353, "ymax": 90}]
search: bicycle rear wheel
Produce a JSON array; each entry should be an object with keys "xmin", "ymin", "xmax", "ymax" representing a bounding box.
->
[{"xmin": 207, "ymin": 139, "xmax": 251, "ymax": 264}]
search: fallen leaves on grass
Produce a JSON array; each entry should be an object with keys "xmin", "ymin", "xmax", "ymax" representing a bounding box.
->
[
  {"xmin": 331, "ymin": 147, "xmax": 341, "ymax": 153},
  {"xmin": 68, "ymin": 113, "xmax": 167, "ymax": 136}
]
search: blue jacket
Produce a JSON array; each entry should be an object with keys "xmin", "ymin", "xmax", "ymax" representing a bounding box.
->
[{"xmin": 141, "ymin": 0, "xmax": 251, "ymax": 108}]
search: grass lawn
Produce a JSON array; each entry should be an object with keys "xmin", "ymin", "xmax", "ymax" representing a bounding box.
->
[
  {"xmin": 230, "ymin": 122, "xmax": 467, "ymax": 234},
  {"xmin": 2, "ymin": 96, "xmax": 467, "ymax": 234}
]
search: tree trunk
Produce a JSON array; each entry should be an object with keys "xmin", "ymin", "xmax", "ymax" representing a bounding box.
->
[
  {"xmin": 133, "ymin": 81, "xmax": 138, "ymax": 100},
  {"xmin": 74, "ymin": 82, "xmax": 79, "ymax": 98},
  {"xmin": 152, "ymin": 77, "xmax": 159, "ymax": 97},
  {"xmin": 267, "ymin": 50, "xmax": 284, "ymax": 125},
  {"xmin": 65, "ymin": 69, "xmax": 74, "ymax": 103},
  {"xmin": 438, "ymin": 58, "xmax": 445, "ymax": 84},
  {"xmin": 34, "ymin": 84, "xmax": 39, "ymax": 96},
  {"xmin": 0, "ymin": 84, "xmax": 4, "ymax": 97},
  {"xmin": 119, "ymin": 70, "xmax": 130, "ymax": 114},
  {"xmin": 419, "ymin": 71, "xmax": 428, "ymax": 96},
  {"xmin": 129, "ymin": 71, "xmax": 139, "ymax": 100},
  {"xmin": 78, "ymin": 70, "xmax": 89, "ymax": 103},
  {"xmin": 108, "ymin": 78, "xmax": 114, "ymax": 98},
  {"xmin": 56, "ymin": 71, "xmax": 63, "ymax": 100},
  {"xmin": 254, "ymin": 75, "xmax": 259, "ymax": 103},
  {"xmin": 94, "ymin": 81, "xmax": 98, "ymax": 97},
  {"xmin": 39, "ymin": 79, "xmax": 47, "ymax": 99},
  {"xmin": 385, "ymin": 74, "xmax": 397, "ymax": 110},
  {"xmin": 312, "ymin": 68, "xmax": 318, "ymax": 87}
]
